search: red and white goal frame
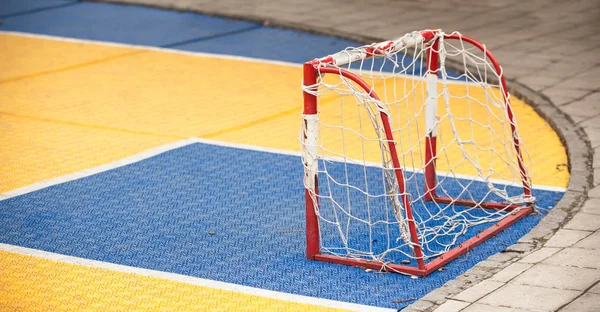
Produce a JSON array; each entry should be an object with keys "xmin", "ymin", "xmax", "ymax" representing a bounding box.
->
[{"xmin": 301, "ymin": 29, "xmax": 535, "ymax": 277}]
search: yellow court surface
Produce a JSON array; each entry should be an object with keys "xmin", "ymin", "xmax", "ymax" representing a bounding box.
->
[
  {"xmin": 0, "ymin": 33, "xmax": 568, "ymax": 193},
  {"xmin": 0, "ymin": 250, "xmax": 349, "ymax": 312}
]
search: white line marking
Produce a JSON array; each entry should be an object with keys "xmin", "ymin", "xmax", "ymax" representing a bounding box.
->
[
  {"xmin": 0, "ymin": 31, "xmax": 492, "ymax": 87},
  {"xmin": 189, "ymin": 138, "xmax": 567, "ymax": 192},
  {"xmin": 0, "ymin": 243, "xmax": 394, "ymax": 312},
  {"xmin": 190, "ymin": 138, "xmax": 567, "ymax": 192},
  {"xmin": 0, "ymin": 137, "xmax": 302, "ymax": 201},
  {"xmin": 0, "ymin": 139, "xmax": 198, "ymax": 201},
  {"xmin": 0, "ymin": 137, "xmax": 566, "ymax": 202},
  {"xmin": 0, "ymin": 31, "xmax": 303, "ymax": 68}
]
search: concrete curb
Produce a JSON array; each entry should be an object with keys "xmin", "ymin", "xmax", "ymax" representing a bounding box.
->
[{"xmin": 90, "ymin": 1, "xmax": 593, "ymax": 310}]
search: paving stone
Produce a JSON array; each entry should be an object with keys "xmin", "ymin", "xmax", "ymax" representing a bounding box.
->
[
  {"xmin": 560, "ymin": 293, "xmax": 600, "ymax": 312},
  {"xmin": 487, "ymin": 252, "xmax": 519, "ymax": 263},
  {"xmin": 461, "ymin": 303, "xmax": 534, "ymax": 312},
  {"xmin": 458, "ymin": 266, "xmax": 494, "ymax": 281},
  {"xmin": 542, "ymin": 39, "xmax": 598, "ymax": 56},
  {"xmin": 581, "ymin": 198, "xmax": 600, "ymax": 215},
  {"xmin": 594, "ymin": 147, "xmax": 600, "ymax": 168},
  {"xmin": 475, "ymin": 260, "xmax": 505, "ymax": 270},
  {"xmin": 573, "ymin": 230, "xmax": 600, "ymax": 250},
  {"xmin": 500, "ymin": 64, "xmax": 542, "ymax": 79},
  {"xmin": 579, "ymin": 91, "xmax": 600, "ymax": 103},
  {"xmin": 564, "ymin": 213, "xmax": 600, "ymax": 231},
  {"xmin": 452, "ymin": 280, "xmax": 505, "ymax": 302},
  {"xmin": 545, "ymin": 229, "xmax": 593, "ymax": 248},
  {"xmin": 516, "ymin": 233, "xmax": 535, "ymax": 244},
  {"xmin": 478, "ymin": 283, "xmax": 580, "ymax": 311},
  {"xmin": 543, "ymin": 247, "xmax": 600, "ymax": 269},
  {"xmin": 562, "ymin": 178, "xmax": 588, "ymax": 200},
  {"xmin": 518, "ymin": 247, "xmax": 562, "ymax": 264},
  {"xmin": 550, "ymin": 95, "xmax": 576, "ymax": 106},
  {"xmin": 517, "ymin": 74, "xmax": 563, "ymax": 91},
  {"xmin": 575, "ymin": 94, "xmax": 600, "ymax": 119},
  {"xmin": 581, "ymin": 115, "xmax": 600, "ymax": 129},
  {"xmin": 521, "ymin": 225, "xmax": 556, "ymax": 243},
  {"xmin": 506, "ymin": 243, "xmax": 535, "ymax": 253},
  {"xmin": 553, "ymin": 76, "xmax": 600, "ymax": 91},
  {"xmin": 491, "ymin": 262, "xmax": 534, "ymax": 283},
  {"xmin": 589, "ymin": 185, "xmax": 600, "ymax": 198},
  {"xmin": 398, "ymin": 308, "xmax": 420, "ymax": 312},
  {"xmin": 406, "ymin": 299, "xmax": 434, "ymax": 311},
  {"xmin": 560, "ymin": 101, "xmax": 600, "ymax": 120},
  {"xmin": 432, "ymin": 299, "xmax": 470, "ymax": 312},
  {"xmin": 420, "ymin": 289, "xmax": 449, "ymax": 303},
  {"xmin": 563, "ymin": 112, "xmax": 589, "ymax": 123},
  {"xmin": 544, "ymin": 61, "xmax": 597, "ymax": 77},
  {"xmin": 563, "ymin": 47, "xmax": 600, "ymax": 64},
  {"xmin": 537, "ymin": 207, "xmax": 568, "ymax": 228},
  {"xmin": 543, "ymin": 87, "xmax": 593, "ymax": 101},
  {"xmin": 511, "ymin": 263, "xmax": 600, "ymax": 291},
  {"xmin": 585, "ymin": 131, "xmax": 600, "ymax": 149}
]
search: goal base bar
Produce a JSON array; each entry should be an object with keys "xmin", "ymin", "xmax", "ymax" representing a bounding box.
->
[
  {"xmin": 311, "ymin": 205, "xmax": 533, "ymax": 277},
  {"xmin": 430, "ymin": 196, "xmax": 526, "ymax": 211}
]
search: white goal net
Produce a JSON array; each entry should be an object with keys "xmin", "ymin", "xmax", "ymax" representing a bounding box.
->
[{"xmin": 301, "ymin": 30, "xmax": 535, "ymax": 274}]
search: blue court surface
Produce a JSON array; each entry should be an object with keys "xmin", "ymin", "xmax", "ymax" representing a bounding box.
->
[
  {"xmin": 0, "ymin": 0, "xmax": 566, "ymax": 310},
  {"xmin": 0, "ymin": 142, "xmax": 562, "ymax": 309},
  {"xmin": 0, "ymin": 0, "xmax": 358, "ymax": 61}
]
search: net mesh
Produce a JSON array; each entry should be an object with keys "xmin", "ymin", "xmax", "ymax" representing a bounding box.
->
[{"xmin": 301, "ymin": 30, "xmax": 534, "ymax": 267}]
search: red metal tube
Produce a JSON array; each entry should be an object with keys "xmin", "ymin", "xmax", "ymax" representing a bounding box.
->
[
  {"xmin": 314, "ymin": 254, "xmax": 426, "ymax": 276},
  {"xmin": 432, "ymin": 196, "xmax": 526, "ymax": 211},
  {"xmin": 423, "ymin": 206, "xmax": 532, "ymax": 274},
  {"xmin": 424, "ymin": 38, "xmax": 439, "ymax": 202},
  {"xmin": 303, "ymin": 63, "xmax": 319, "ymax": 259}
]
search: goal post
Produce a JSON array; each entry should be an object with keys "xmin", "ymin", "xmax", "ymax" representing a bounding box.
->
[{"xmin": 301, "ymin": 30, "xmax": 535, "ymax": 277}]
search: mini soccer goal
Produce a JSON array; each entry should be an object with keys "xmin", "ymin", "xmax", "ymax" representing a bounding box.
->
[{"xmin": 300, "ymin": 29, "xmax": 535, "ymax": 277}]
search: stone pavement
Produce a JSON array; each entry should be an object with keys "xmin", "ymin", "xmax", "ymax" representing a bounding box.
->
[{"xmin": 98, "ymin": 0, "xmax": 600, "ymax": 310}]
